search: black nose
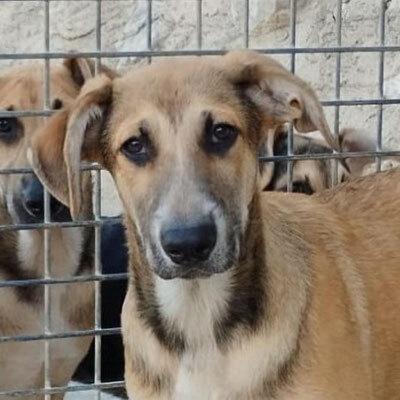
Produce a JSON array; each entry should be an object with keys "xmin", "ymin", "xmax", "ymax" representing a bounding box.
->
[
  {"xmin": 22, "ymin": 175, "xmax": 64, "ymax": 218},
  {"xmin": 160, "ymin": 220, "xmax": 217, "ymax": 264}
]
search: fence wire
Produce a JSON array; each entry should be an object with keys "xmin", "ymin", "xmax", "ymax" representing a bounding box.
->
[{"xmin": 0, "ymin": 0, "xmax": 399, "ymax": 398}]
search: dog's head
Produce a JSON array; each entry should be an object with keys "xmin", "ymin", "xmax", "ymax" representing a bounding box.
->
[
  {"xmin": 30, "ymin": 50, "xmax": 341, "ymax": 279},
  {"xmin": 260, "ymin": 126, "xmax": 380, "ymax": 194},
  {"xmin": 0, "ymin": 58, "xmax": 114, "ymax": 224}
]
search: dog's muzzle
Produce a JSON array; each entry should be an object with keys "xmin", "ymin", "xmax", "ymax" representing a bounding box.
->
[
  {"xmin": 160, "ymin": 218, "xmax": 217, "ymax": 265},
  {"xmin": 148, "ymin": 209, "xmax": 237, "ymax": 280},
  {"xmin": 16, "ymin": 174, "xmax": 71, "ymax": 223}
]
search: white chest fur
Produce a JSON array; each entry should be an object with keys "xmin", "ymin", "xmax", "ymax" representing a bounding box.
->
[
  {"xmin": 18, "ymin": 228, "xmax": 84, "ymax": 332},
  {"xmin": 154, "ymin": 273, "xmax": 233, "ymax": 399},
  {"xmin": 155, "ymin": 271, "xmax": 233, "ymax": 346}
]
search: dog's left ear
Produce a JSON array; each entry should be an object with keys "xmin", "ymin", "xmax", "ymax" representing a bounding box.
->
[
  {"xmin": 221, "ymin": 50, "xmax": 340, "ymax": 153},
  {"xmin": 30, "ymin": 74, "xmax": 113, "ymax": 220}
]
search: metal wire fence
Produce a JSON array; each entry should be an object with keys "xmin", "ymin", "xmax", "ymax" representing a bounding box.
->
[{"xmin": 0, "ymin": 0, "xmax": 399, "ymax": 398}]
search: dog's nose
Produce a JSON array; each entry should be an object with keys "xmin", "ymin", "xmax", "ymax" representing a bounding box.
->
[
  {"xmin": 160, "ymin": 220, "xmax": 217, "ymax": 264},
  {"xmin": 22, "ymin": 175, "xmax": 64, "ymax": 218}
]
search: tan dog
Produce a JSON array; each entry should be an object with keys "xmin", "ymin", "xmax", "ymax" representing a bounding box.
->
[
  {"xmin": 30, "ymin": 50, "xmax": 400, "ymax": 400},
  {"xmin": 0, "ymin": 59, "xmax": 114, "ymax": 399}
]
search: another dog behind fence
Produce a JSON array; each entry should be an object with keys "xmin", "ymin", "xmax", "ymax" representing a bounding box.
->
[
  {"xmin": 0, "ymin": 59, "xmax": 98, "ymax": 398},
  {"xmin": 261, "ymin": 126, "xmax": 400, "ymax": 194}
]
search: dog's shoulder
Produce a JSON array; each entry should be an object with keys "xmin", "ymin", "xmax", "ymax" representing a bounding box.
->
[
  {"xmin": 315, "ymin": 167, "xmax": 400, "ymax": 218},
  {"xmin": 259, "ymin": 191, "xmax": 326, "ymax": 226},
  {"xmin": 262, "ymin": 167, "xmax": 400, "ymax": 225}
]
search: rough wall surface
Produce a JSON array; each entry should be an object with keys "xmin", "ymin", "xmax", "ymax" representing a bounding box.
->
[{"xmin": 1, "ymin": 0, "xmax": 399, "ymax": 215}]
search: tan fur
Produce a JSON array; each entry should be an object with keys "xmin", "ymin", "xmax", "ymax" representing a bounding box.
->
[
  {"xmin": 30, "ymin": 50, "xmax": 400, "ymax": 399},
  {"xmin": 0, "ymin": 59, "xmax": 111, "ymax": 399}
]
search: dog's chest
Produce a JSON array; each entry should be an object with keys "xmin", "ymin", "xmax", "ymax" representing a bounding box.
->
[
  {"xmin": 155, "ymin": 272, "xmax": 232, "ymax": 343},
  {"xmin": 172, "ymin": 342, "xmax": 278, "ymax": 400},
  {"xmin": 0, "ymin": 228, "xmax": 91, "ymax": 390},
  {"xmin": 153, "ymin": 274, "xmax": 277, "ymax": 399},
  {"xmin": 175, "ymin": 349, "xmax": 227, "ymax": 400},
  {"xmin": 18, "ymin": 228, "xmax": 85, "ymax": 330}
]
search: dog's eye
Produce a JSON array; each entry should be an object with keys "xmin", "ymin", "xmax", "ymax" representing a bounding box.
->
[
  {"xmin": 0, "ymin": 117, "xmax": 19, "ymax": 143},
  {"xmin": 203, "ymin": 118, "xmax": 238, "ymax": 155},
  {"xmin": 212, "ymin": 124, "xmax": 236, "ymax": 143},
  {"xmin": 278, "ymin": 180, "xmax": 314, "ymax": 195},
  {"xmin": 121, "ymin": 130, "xmax": 152, "ymax": 166},
  {"xmin": 124, "ymin": 138, "xmax": 144, "ymax": 154}
]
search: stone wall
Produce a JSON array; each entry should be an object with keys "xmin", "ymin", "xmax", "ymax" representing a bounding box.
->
[{"xmin": 1, "ymin": 0, "xmax": 399, "ymax": 215}]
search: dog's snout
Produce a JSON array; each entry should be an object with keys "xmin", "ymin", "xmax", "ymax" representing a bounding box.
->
[
  {"xmin": 22, "ymin": 175, "xmax": 45, "ymax": 216},
  {"xmin": 160, "ymin": 220, "xmax": 217, "ymax": 265},
  {"xmin": 22, "ymin": 175, "xmax": 64, "ymax": 218}
]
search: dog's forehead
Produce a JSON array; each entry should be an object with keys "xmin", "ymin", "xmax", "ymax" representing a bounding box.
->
[
  {"xmin": 0, "ymin": 66, "xmax": 42, "ymax": 110},
  {"xmin": 0, "ymin": 64, "xmax": 78, "ymax": 110},
  {"xmin": 114, "ymin": 58, "xmax": 237, "ymax": 116}
]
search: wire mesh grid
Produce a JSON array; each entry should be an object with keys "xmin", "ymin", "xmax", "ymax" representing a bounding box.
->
[{"xmin": 0, "ymin": 0, "xmax": 399, "ymax": 398}]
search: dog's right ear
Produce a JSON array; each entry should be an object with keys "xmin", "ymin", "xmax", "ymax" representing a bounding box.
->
[{"xmin": 29, "ymin": 74, "xmax": 113, "ymax": 219}]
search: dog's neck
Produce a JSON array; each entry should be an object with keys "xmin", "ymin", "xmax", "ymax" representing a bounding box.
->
[
  {"xmin": 125, "ymin": 195, "xmax": 267, "ymax": 352},
  {"xmin": 0, "ymin": 193, "xmax": 94, "ymax": 302},
  {"xmin": 15, "ymin": 197, "xmax": 94, "ymax": 279}
]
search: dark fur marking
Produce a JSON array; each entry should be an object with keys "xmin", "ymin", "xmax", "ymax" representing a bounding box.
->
[
  {"xmin": 208, "ymin": 84, "xmax": 266, "ymax": 345},
  {"xmin": 235, "ymin": 86, "xmax": 262, "ymax": 150},
  {"xmin": 76, "ymin": 227, "xmax": 94, "ymax": 276},
  {"xmin": 126, "ymin": 219, "xmax": 186, "ymax": 355},
  {"xmin": 0, "ymin": 230, "xmax": 41, "ymax": 303},
  {"xmin": 132, "ymin": 275, "xmax": 186, "ymax": 355},
  {"xmin": 214, "ymin": 197, "xmax": 266, "ymax": 347},
  {"xmin": 129, "ymin": 352, "xmax": 171, "ymax": 395}
]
